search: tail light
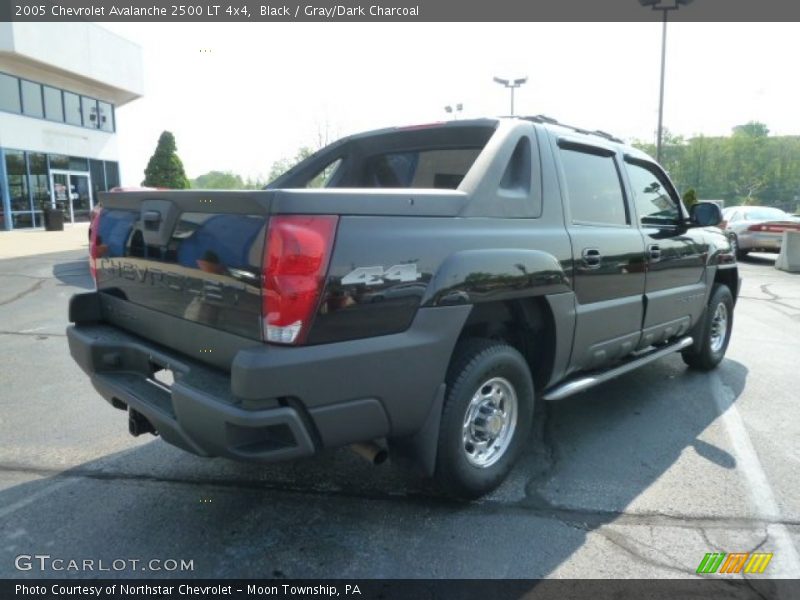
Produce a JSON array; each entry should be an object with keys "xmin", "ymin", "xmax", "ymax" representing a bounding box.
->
[
  {"xmin": 261, "ymin": 215, "xmax": 338, "ymax": 345},
  {"xmin": 719, "ymin": 220, "xmax": 727, "ymax": 230},
  {"xmin": 747, "ymin": 223, "xmax": 800, "ymax": 232},
  {"xmin": 89, "ymin": 209, "xmax": 103, "ymax": 285}
]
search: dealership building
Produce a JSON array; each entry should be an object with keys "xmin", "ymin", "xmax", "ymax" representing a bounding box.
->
[{"xmin": 0, "ymin": 22, "xmax": 143, "ymax": 230}]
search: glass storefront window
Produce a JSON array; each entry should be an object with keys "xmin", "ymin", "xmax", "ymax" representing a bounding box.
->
[
  {"xmin": 105, "ymin": 161, "xmax": 120, "ymax": 189},
  {"xmin": 64, "ymin": 92, "xmax": 81, "ymax": 126},
  {"xmin": 81, "ymin": 96, "xmax": 98, "ymax": 128},
  {"xmin": 43, "ymin": 86, "xmax": 63, "ymax": 122},
  {"xmin": 90, "ymin": 159, "xmax": 107, "ymax": 200},
  {"xmin": 21, "ymin": 80, "xmax": 43, "ymax": 118},
  {"xmin": 0, "ymin": 71, "xmax": 114, "ymax": 132},
  {"xmin": 5, "ymin": 151, "xmax": 30, "ymax": 212},
  {"xmin": 0, "ymin": 73, "xmax": 21, "ymax": 113},
  {"xmin": 69, "ymin": 156, "xmax": 88, "ymax": 171},
  {"xmin": 48, "ymin": 154, "xmax": 69, "ymax": 170},
  {"xmin": 98, "ymin": 101, "xmax": 114, "ymax": 132},
  {"xmin": 29, "ymin": 153, "xmax": 50, "ymax": 211},
  {"xmin": 3, "ymin": 151, "xmax": 120, "ymax": 229},
  {"xmin": 11, "ymin": 212, "xmax": 36, "ymax": 229}
]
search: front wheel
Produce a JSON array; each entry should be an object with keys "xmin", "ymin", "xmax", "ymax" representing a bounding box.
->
[
  {"xmin": 682, "ymin": 284, "xmax": 734, "ymax": 371},
  {"xmin": 434, "ymin": 339, "xmax": 534, "ymax": 499}
]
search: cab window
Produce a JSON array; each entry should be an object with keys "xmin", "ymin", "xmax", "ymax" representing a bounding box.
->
[{"xmin": 625, "ymin": 160, "xmax": 680, "ymax": 227}]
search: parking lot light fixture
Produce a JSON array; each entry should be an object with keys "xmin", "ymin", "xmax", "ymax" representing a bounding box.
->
[
  {"xmin": 640, "ymin": 0, "xmax": 694, "ymax": 162},
  {"xmin": 444, "ymin": 103, "xmax": 463, "ymax": 120},
  {"xmin": 493, "ymin": 76, "xmax": 527, "ymax": 116}
]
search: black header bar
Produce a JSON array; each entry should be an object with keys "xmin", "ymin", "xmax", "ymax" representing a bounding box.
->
[{"xmin": 3, "ymin": 0, "xmax": 800, "ymax": 22}]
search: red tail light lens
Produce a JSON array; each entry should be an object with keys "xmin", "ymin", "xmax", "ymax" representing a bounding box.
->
[
  {"xmin": 262, "ymin": 215, "xmax": 338, "ymax": 345},
  {"xmin": 89, "ymin": 209, "xmax": 103, "ymax": 285}
]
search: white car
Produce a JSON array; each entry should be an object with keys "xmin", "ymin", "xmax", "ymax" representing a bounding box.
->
[{"xmin": 721, "ymin": 206, "xmax": 800, "ymax": 259}]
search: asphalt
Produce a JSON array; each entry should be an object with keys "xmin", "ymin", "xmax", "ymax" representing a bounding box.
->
[{"xmin": 0, "ymin": 250, "xmax": 798, "ymax": 580}]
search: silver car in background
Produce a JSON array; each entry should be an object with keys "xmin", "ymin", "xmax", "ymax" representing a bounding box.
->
[{"xmin": 721, "ymin": 206, "xmax": 800, "ymax": 259}]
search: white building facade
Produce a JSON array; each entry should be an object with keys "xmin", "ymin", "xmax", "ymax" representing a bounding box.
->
[{"xmin": 0, "ymin": 22, "xmax": 143, "ymax": 230}]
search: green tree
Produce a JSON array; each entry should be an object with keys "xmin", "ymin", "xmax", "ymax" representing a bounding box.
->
[
  {"xmin": 267, "ymin": 146, "xmax": 315, "ymax": 183},
  {"xmin": 191, "ymin": 171, "xmax": 245, "ymax": 189},
  {"xmin": 682, "ymin": 187, "xmax": 698, "ymax": 208},
  {"xmin": 733, "ymin": 121, "xmax": 769, "ymax": 138},
  {"xmin": 633, "ymin": 122, "xmax": 800, "ymax": 211},
  {"xmin": 142, "ymin": 131, "xmax": 190, "ymax": 189}
]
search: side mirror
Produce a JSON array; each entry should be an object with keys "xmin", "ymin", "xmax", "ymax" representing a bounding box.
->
[{"xmin": 690, "ymin": 202, "xmax": 722, "ymax": 227}]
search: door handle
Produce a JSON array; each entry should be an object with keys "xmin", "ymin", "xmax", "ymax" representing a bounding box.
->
[
  {"xmin": 581, "ymin": 247, "xmax": 602, "ymax": 269},
  {"xmin": 648, "ymin": 244, "xmax": 661, "ymax": 262}
]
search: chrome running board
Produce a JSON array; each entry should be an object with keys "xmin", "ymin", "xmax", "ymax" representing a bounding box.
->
[{"xmin": 542, "ymin": 336, "xmax": 694, "ymax": 401}]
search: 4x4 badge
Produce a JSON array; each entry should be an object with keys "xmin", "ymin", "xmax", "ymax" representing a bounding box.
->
[{"xmin": 341, "ymin": 264, "xmax": 421, "ymax": 286}]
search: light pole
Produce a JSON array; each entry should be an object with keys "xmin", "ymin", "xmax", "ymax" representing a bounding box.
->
[
  {"xmin": 640, "ymin": 0, "xmax": 693, "ymax": 162},
  {"xmin": 493, "ymin": 76, "xmax": 527, "ymax": 116},
  {"xmin": 444, "ymin": 103, "xmax": 463, "ymax": 120}
]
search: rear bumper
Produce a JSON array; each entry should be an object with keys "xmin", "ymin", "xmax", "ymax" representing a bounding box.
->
[
  {"xmin": 67, "ymin": 292, "xmax": 470, "ymax": 462},
  {"xmin": 738, "ymin": 231, "xmax": 782, "ymax": 251}
]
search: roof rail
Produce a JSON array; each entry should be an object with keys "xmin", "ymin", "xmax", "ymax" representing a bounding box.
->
[
  {"xmin": 591, "ymin": 130, "xmax": 624, "ymax": 144},
  {"xmin": 520, "ymin": 115, "xmax": 624, "ymax": 144}
]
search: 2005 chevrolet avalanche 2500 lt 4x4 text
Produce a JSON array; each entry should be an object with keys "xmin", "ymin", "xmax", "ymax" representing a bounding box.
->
[{"xmin": 67, "ymin": 117, "xmax": 739, "ymax": 498}]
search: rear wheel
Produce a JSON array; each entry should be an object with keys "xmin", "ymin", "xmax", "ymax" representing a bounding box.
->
[
  {"xmin": 731, "ymin": 235, "xmax": 748, "ymax": 260},
  {"xmin": 434, "ymin": 339, "xmax": 534, "ymax": 499},
  {"xmin": 682, "ymin": 284, "xmax": 734, "ymax": 371}
]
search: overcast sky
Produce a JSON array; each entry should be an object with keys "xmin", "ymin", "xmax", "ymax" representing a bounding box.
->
[{"xmin": 101, "ymin": 22, "xmax": 800, "ymax": 186}]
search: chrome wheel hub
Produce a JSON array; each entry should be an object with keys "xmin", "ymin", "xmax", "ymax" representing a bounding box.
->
[
  {"xmin": 709, "ymin": 302, "xmax": 728, "ymax": 353},
  {"xmin": 462, "ymin": 376, "xmax": 518, "ymax": 468}
]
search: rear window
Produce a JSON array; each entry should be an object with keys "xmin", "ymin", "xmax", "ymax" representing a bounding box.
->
[
  {"xmin": 362, "ymin": 148, "xmax": 482, "ymax": 189},
  {"xmin": 743, "ymin": 207, "xmax": 789, "ymax": 221}
]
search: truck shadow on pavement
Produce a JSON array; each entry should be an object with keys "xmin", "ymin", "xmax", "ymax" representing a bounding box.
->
[
  {"xmin": 52, "ymin": 259, "xmax": 93, "ymax": 290},
  {"xmin": 0, "ymin": 356, "xmax": 752, "ymax": 579}
]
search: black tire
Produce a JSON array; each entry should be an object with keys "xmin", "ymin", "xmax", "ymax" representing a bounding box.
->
[
  {"xmin": 682, "ymin": 284, "xmax": 734, "ymax": 371},
  {"xmin": 434, "ymin": 338, "xmax": 534, "ymax": 499},
  {"xmin": 731, "ymin": 235, "xmax": 748, "ymax": 261}
]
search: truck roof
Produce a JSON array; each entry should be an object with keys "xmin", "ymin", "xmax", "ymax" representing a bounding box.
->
[{"xmin": 342, "ymin": 116, "xmax": 653, "ymax": 163}]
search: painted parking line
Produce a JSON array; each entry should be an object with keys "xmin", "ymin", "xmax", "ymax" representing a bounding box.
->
[{"xmin": 710, "ymin": 373, "xmax": 800, "ymax": 578}]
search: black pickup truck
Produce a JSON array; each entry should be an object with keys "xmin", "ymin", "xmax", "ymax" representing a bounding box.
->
[{"xmin": 67, "ymin": 117, "xmax": 738, "ymax": 498}]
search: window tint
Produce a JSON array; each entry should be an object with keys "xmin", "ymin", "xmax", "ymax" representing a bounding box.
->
[
  {"xmin": 363, "ymin": 148, "xmax": 481, "ymax": 189},
  {"xmin": 625, "ymin": 161, "xmax": 679, "ymax": 226},
  {"xmin": 43, "ymin": 86, "xmax": 63, "ymax": 121},
  {"xmin": 21, "ymin": 80, "xmax": 43, "ymax": 118},
  {"xmin": 64, "ymin": 92, "xmax": 81, "ymax": 125},
  {"xmin": 0, "ymin": 73, "xmax": 21, "ymax": 113},
  {"xmin": 560, "ymin": 148, "xmax": 627, "ymax": 225}
]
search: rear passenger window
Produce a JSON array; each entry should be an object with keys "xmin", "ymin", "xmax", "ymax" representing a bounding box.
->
[
  {"xmin": 625, "ymin": 161, "xmax": 680, "ymax": 226},
  {"xmin": 560, "ymin": 148, "xmax": 628, "ymax": 226},
  {"xmin": 363, "ymin": 148, "xmax": 481, "ymax": 189},
  {"xmin": 306, "ymin": 158, "xmax": 342, "ymax": 188}
]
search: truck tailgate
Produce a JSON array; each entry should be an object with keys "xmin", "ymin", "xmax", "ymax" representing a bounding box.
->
[{"xmin": 94, "ymin": 191, "xmax": 272, "ymax": 342}]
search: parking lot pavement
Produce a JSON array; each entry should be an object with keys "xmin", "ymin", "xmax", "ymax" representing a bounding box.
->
[{"xmin": 0, "ymin": 251, "xmax": 798, "ymax": 579}]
